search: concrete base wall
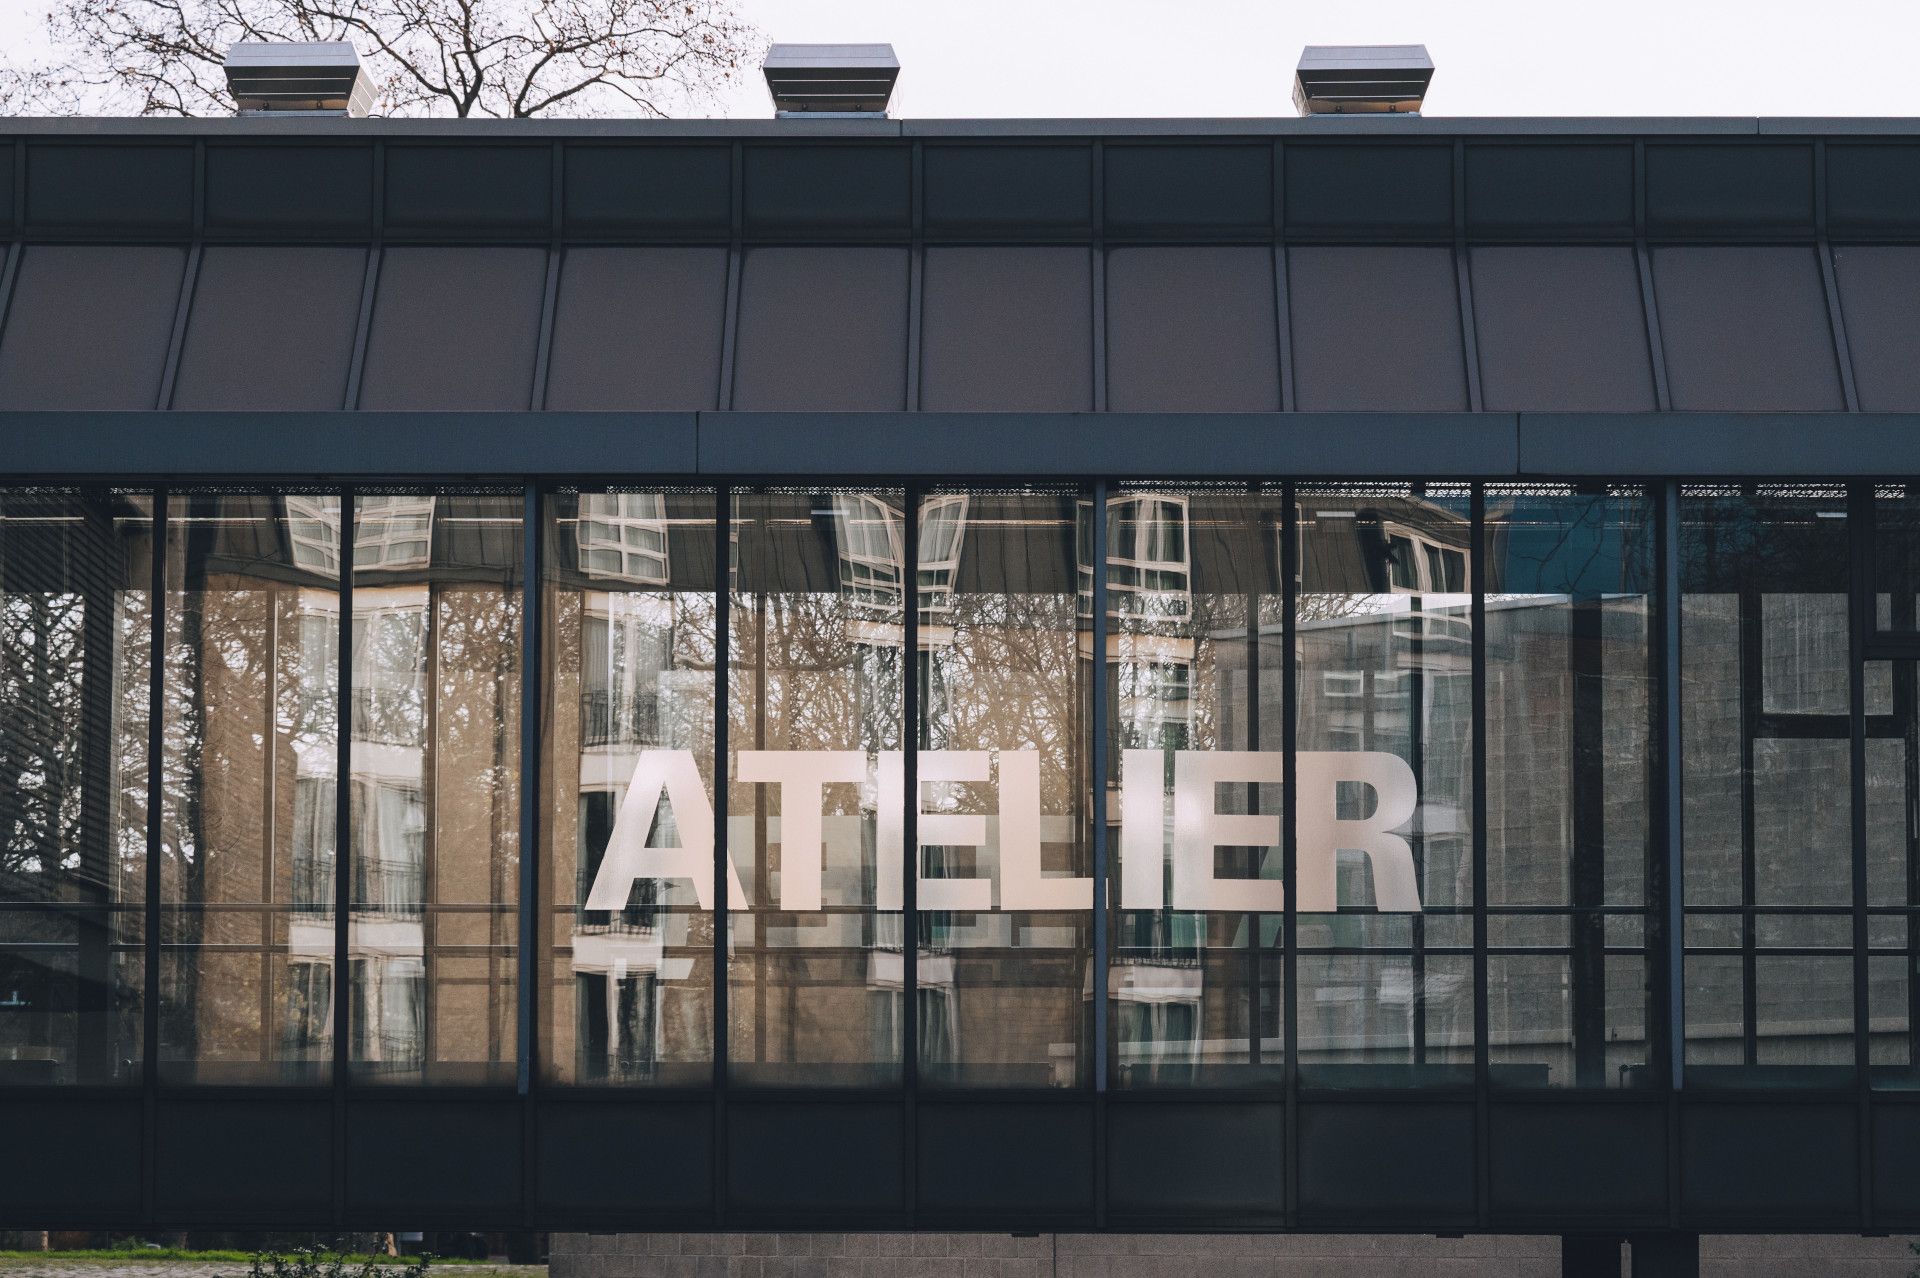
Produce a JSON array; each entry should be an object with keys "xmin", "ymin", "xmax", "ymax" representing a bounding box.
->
[{"xmin": 551, "ymin": 1232, "xmax": 1920, "ymax": 1278}]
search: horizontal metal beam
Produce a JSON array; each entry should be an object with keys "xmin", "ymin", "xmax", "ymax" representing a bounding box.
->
[{"xmin": 9, "ymin": 410, "xmax": 1920, "ymax": 480}]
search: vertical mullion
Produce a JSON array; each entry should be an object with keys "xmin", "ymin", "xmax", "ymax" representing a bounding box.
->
[
  {"xmin": 902, "ymin": 481, "xmax": 920, "ymax": 1225},
  {"xmin": 1470, "ymin": 484, "xmax": 1490, "ymax": 1229},
  {"xmin": 1848, "ymin": 482, "xmax": 1874, "ymax": 1228},
  {"xmin": 1815, "ymin": 141, "xmax": 1863, "ymax": 415},
  {"xmin": 141, "ymin": 488, "xmax": 167, "ymax": 1227},
  {"xmin": 1658, "ymin": 479, "xmax": 1685, "ymax": 1231},
  {"xmin": 1280, "ymin": 481, "xmax": 1299, "ymax": 1230},
  {"xmin": 517, "ymin": 483, "xmax": 541, "ymax": 1226},
  {"xmin": 712, "ymin": 485, "xmax": 731, "ymax": 1229},
  {"xmin": 1089, "ymin": 479, "xmax": 1110, "ymax": 1230},
  {"xmin": 530, "ymin": 142, "xmax": 563, "ymax": 411},
  {"xmin": 1454, "ymin": 141, "xmax": 1484, "ymax": 413},
  {"xmin": 332, "ymin": 486, "xmax": 354, "ymax": 1226},
  {"xmin": 1090, "ymin": 142, "xmax": 1106, "ymax": 413},
  {"xmin": 1245, "ymin": 485, "xmax": 1262, "ymax": 1067}
]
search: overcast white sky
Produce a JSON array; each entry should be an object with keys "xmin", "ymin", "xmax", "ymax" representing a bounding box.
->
[{"xmin": 4, "ymin": 0, "xmax": 1919, "ymax": 118}]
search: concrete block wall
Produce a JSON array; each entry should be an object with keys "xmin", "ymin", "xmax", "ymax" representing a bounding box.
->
[{"xmin": 551, "ymin": 1231, "xmax": 1920, "ymax": 1278}]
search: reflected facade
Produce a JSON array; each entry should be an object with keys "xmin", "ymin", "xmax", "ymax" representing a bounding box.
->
[{"xmin": 7, "ymin": 478, "xmax": 1918, "ymax": 1096}]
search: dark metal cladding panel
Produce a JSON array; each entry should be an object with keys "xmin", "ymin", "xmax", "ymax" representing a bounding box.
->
[
  {"xmin": 0, "ymin": 244, "xmax": 185, "ymax": 410},
  {"xmin": 546, "ymin": 246, "xmax": 729, "ymax": 410},
  {"xmin": 1105, "ymin": 246, "xmax": 1280, "ymax": 412},
  {"xmin": 920, "ymin": 246, "xmax": 1093, "ymax": 411},
  {"xmin": 0, "ymin": 151, "xmax": 14, "ymax": 232},
  {"xmin": 1488, "ymin": 1102, "xmax": 1667, "ymax": 1218},
  {"xmin": 1464, "ymin": 143, "xmax": 1635, "ymax": 235},
  {"xmin": 1284, "ymin": 144, "xmax": 1453, "ymax": 235},
  {"xmin": 731, "ymin": 246, "xmax": 909, "ymax": 411},
  {"xmin": 535, "ymin": 1099, "xmax": 713, "ymax": 1215},
  {"xmin": 917, "ymin": 1102, "xmax": 1095, "ymax": 1217},
  {"xmin": 563, "ymin": 144, "xmax": 732, "ymax": 234},
  {"xmin": 1679, "ymin": 1103, "xmax": 1857, "ymax": 1220},
  {"xmin": 358, "ymin": 246, "xmax": 549, "ymax": 410},
  {"xmin": 1651, "ymin": 245, "xmax": 1843, "ymax": 411},
  {"xmin": 345, "ymin": 1100, "xmax": 522, "ymax": 1216},
  {"xmin": 25, "ymin": 143, "xmax": 194, "ymax": 232},
  {"xmin": 384, "ymin": 144, "xmax": 552, "ymax": 232},
  {"xmin": 728, "ymin": 1101, "xmax": 906, "ymax": 1214},
  {"xmin": 204, "ymin": 144, "xmax": 374, "ymax": 233},
  {"xmin": 1828, "ymin": 144, "xmax": 1920, "ymax": 234},
  {"xmin": 1832, "ymin": 244, "xmax": 1920, "ymax": 411},
  {"xmin": 1645, "ymin": 143, "xmax": 1815, "ymax": 233},
  {"xmin": 1297, "ymin": 1102, "xmax": 1476, "ymax": 1218},
  {"xmin": 1470, "ymin": 245, "xmax": 1655, "ymax": 411},
  {"xmin": 172, "ymin": 245, "xmax": 367, "ymax": 410},
  {"xmin": 154, "ymin": 1098, "xmax": 332, "ymax": 1217},
  {"xmin": 923, "ymin": 144, "xmax": 1093, "ymax": 234},
  {"xmin": 1103, "ymin": 144, "xmax": 1272, "ymax": 234},
  {"xmin": 742, "ymin": 144, "xmax": 911, "ymax": 233},
  {"xmin": 1289, "ymin": 245, "xmax": 1467, "ymax": 411},
  {"xmin": 1872, "ymin": 1105, "xmax": 1920, "ymax": 1223},
  {"xmin": 0, "ymin": 1096, "xmax": 142, "ymax": 1222},
  {"xmin": 1105, "ymin": 1102, "xmax": 1285, "ymax": 1218}
]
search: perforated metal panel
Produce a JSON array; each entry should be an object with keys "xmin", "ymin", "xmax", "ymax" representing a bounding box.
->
[
  {"xmin": 0, "ymin": 245, "xmax": 185, "ymax": 410},
  {"xmin": 1105, "ymin": 246, "xmax": 1280, "ymax": 413}
]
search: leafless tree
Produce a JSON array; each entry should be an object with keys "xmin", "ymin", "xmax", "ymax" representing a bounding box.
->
[{"xmin": 7, "ymin": 0, "xmax": 764, "ymax": 118}]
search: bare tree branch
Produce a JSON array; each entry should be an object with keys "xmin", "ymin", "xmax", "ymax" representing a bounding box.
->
[{"xmin": 4, "ymin": 0, "xmax": 765, "ymax": 118}]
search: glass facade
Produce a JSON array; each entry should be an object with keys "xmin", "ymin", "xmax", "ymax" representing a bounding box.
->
[{"xmin": 5, "ymin": 479, "xmax": 1916, "ymax": 1094}]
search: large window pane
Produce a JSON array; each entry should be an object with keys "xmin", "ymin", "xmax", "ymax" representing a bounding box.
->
[
  {"xmin": 0, "ymin": 489, "xmax": 151, "ymax": 1083},
  {"xmin": 1681, "ymin": 485, "xmax": 1856, "ymax": 1087},
  {"xmin": 1484, "ymin": 485, "xmax": 1655, "ymax": 1087},
  {"xmin": 919, "ymin": 488, "xmax": 1092, "ymax": 1088},
  {"xmin": 1295, "ymin": 486, "xmax": 1475, "ymax": 1086},
  {"xmin": 1107, "ymin": 486, "xmax": 1283, "ymax": 1087},
  {"xmin": 348, "ymin": 492, "xmax": 519, "ymax": 1083},
  {"xmin": 160, "ymin": 493, "xmax": 339, "ymax": 1083},
  {"xmin": 729, "ymin": 489, "xmax": 903, "ymax": 1085},
  {"xmin": 544, "ymin": 490, "xmax": 717, "ymax": 1085}
]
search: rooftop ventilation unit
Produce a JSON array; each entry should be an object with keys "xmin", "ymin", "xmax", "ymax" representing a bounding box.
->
[
  {"xmin": 1292, "ymin": 45, "xmax": 1434, "ymax": 116},
  {"xmin": 763, "ymin": 43, "xmax": 900, "ymax": 117},
  {"xmin": 224, "ymin": 41, "xmax": 375, "ymax": 117}
]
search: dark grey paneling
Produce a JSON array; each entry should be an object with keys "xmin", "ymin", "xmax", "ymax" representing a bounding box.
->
[
  {"xmin": 728, "ymin": 1101, "xmax": 905, "ymax": 1215},
  {"xmin": 1105, "ymin": 246, "xmax": 1279, "ymax": 412},
  {"xmin": 1464, "ymin": 143, "xmax": 1635, "ymax": 236},
  {"xmin": 0, "ymin": 245, "xmax": 185, "ymax": 410},
  {"xmin": 1645, "ymin": 144, "xmax": 1815, "ymax": 233},
  {"xmin": 205, "ymin": 144, "xmax": 374, "ymax": 233},
  {"xmin": 1873, "ymin": 1105, "xmax": 1920, "ymax": 1222},
  {"xmin": 0, "ymin": 1096, "xmax": 141, "ymax": 1222},
  {"xmin": 1104, "ymin": 144, "xmax": 1271, "ymax": 234},
  {"xmin": 25, "ymin": 144, "xmax": 193, "ymax": 232},
  {"xmin": 385, "ymin": 145, "xmax": 551, "ymax": 232},
  {"xmin": 918, "ymin": 1103, "xmax": 1094, "ymax": 1218},
  {"xmin": 1828, "ymin": 145, "xmax": 1920, "ymax": 235},
  {"xmin": 358, "ymin": 246, "xmax": 549, "ymax": 410},
  {"xmin": 1106, "ymin": 1102, "xmax": 1284, "ymax": 1218},
  {"xmin": 535, "ymin": 1099, "xmax": 713, "ymax": 1217},
  {"xmin": 1297, "ymin": 1102, "xmax": 1476, "ymax": 1219},
  {"xmin": 345, "ymin": 1100, "xmax": 521, "ymax": 1216},
  {"xmin": 742, "ymin": 145, "xmax": 911, "ymax": 234},
  {"xmin": 173, "ymin": 246, "xmax": 367, "ymax": 410},
  {"xmin": 1470, "ymin": 246, "xmax": 1655, "ymax": 411},
  {"xmin": 920, "ymin": 246, "xmax": 1092, "ymax": 411},
  {"xmin": 154, "ymin": 1098, "xmax": 332, "ymax": 1217},
  {"xmin": 731, "ymin": 247, "xmax": 909, "ymax": 411},
  {"xmin": 924, "ymin": 144, "xmax": 1093, "ymax": 235},
  {"xmin": 1832, "ymin": 244, "xmax": 1920, "ymax": 411},
  {"xmin": 1518, "ymin": 412, "xmax": 1920, "ymax": 476},
  {"xmin": 563, "ymin": 144, "xmax": 732, "ymax": 234},
  {"xmin": 1651, "ymin": 246, "xmax": 1843, "ymax": 411},
  {"xmin": 1679, "ymin": 1103, "xmax": 1857, "ymax": 1221},
  {"xmin": 1289, "ymin": 245, "xmax": 1467, "ymax": 411},
  {"xmin": 546, "ymin": 246, "xmax": 728, "ymax": 410},
  {"xmin": 1488, "ymin": 1102, "xmax": 1667, "ymax": 1219},
  {"xmin": 1285, "ymin": 144, "xmax": 1453, "ymax": 235}
]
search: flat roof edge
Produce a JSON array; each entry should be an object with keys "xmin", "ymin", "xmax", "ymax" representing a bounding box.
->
[{"xmin": 4, "ymin": 114, "xmax": 1920, "ymax": 139}]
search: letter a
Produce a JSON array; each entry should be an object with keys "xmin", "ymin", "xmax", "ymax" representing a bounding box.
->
[{"xmin": 585, "ymin": 749, "xmax": 743, "ymax": 912}]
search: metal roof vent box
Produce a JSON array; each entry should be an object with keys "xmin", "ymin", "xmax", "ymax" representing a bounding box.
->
[
  {"xmin": 763, "ymin": 43, "xmax": 900, "ymax": 117},
  {"xmin": 224, "ymin": 41, "xmax": 375, "ymax": 117},
  {"xmin": 1293, "ymin": 44, "xmax": 1434, "ymax": 115}
]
